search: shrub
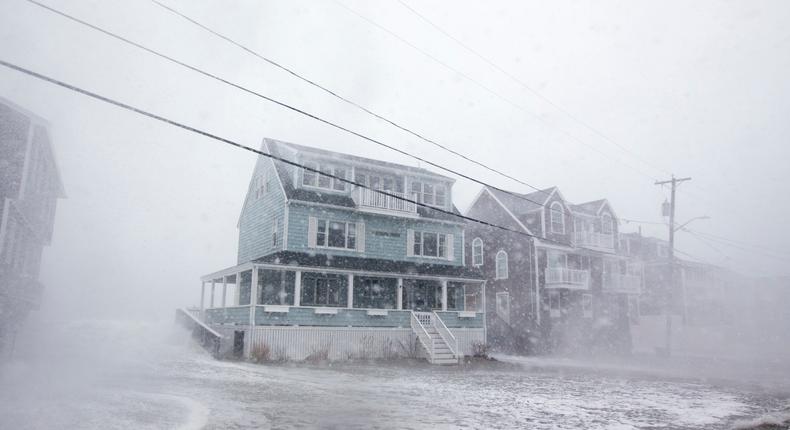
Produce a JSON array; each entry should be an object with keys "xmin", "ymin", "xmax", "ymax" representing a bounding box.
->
[
  {"xmin": 398, "ymin": 335, "xmax": 421, "ymax": 359},
  {"xmin": 471, "ymin": 341, "xmax": 490, "ymax": 358},
  {"xmin": 251, "ymin": 343, "xmax": 271, "ymax": 363}
]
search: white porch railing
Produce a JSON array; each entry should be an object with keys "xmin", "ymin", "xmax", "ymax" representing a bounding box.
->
[
  {"xmin": 432, "ymin": 312, "xmax": 459, "ymax": 358},
  {"xmin": 573, "ymin": 231, "xmax": 615, "ymax": 250},
  {"xmin": 352, "ymin": 187, "xmax": 417, "ymax": 214},
  {"xmin": 603, "ymin": 273, "xmax": 641, "ymax": 294},
  {"xmin": 545, "ymin": 267, "xmax": 590, "ymax": 289},
  {"xmin": 410, "ymin": 312, "xmax": 434, "ymax": 357}
]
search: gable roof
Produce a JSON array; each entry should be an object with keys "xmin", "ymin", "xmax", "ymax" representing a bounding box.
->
[
  {"xmin": 265, "ymin": 138, "xmax": 463, "ymax": 223},
  {"xmin": 572, "ymin": 198, "xmax": 618, "ymax": 220}
]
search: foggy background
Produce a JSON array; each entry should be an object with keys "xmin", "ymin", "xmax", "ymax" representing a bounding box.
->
[{"xmin": 1, "ymin": 0, "xmax": 789, "ymax": 321}]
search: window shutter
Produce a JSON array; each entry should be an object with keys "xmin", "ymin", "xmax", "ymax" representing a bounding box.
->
[
  {"xmin": 406, "ymin": 229, "xmax": 414, "ymax": 257},
  {"xmin": 356, "ymin": 221, "xmax": 365, "ymax": 252},
  {"xmin": 307, "ymin": 216, "xmax": 317, "ymax": 248},
  {"xmin": 446, "ymin": 234, "xmax": 454, "ymax": 261}
]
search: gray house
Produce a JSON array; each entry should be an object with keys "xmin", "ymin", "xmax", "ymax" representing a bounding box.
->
[
  {"xmin": 195, "ymin": 138, "xmax": 485, "ymax": 364},
  {"xmin": 465, "ymin": 186, "xmax": 641, "ymax": 354},
  {"xmin": 0, "ymin": 98, "xmax": 65, "ymax": 354}
]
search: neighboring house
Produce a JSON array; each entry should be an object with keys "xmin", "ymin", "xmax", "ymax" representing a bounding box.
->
[
  {"xmin": 465, "ymin": 186, "xmax": 641, "ymax": 354},
  {"xmin": 0, "ymin": 98, "xmax": 65, "ymax": 354},
  {"xmin": 195, "ymin": 138, "xmax": 485, "ymax": 364},
  {"xmin": 621, "ymin": 232, "xmax": 730, "ymax": 325}
]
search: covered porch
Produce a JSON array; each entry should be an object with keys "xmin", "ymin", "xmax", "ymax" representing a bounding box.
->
[{"xmin": 195, "ymin": 256, "xmax": 485, "ymax": 362}]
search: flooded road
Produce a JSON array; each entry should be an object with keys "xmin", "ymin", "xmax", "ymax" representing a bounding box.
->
[{"xmin": 1, "ymin": 320, "xmax": 788, "ymax": 429}]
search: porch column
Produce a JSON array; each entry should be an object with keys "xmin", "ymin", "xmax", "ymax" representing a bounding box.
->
[
  {"xmin": 347, "ymin": 274, "xmax": 354, "ymax": 308},
  {"xmin": 441, "ymin": 279, "xmax": 448, "ymax": 312},
  {"xmin": 200, "ymin": 281, "xmax": 205, "ymax": 312},
  {"xmin": 481, "ymin": 281, "xmax": 487, "ymax": 344},
  {"xmin": 293, "ymin": 270, "xmax": 302, "ymax": 307},
  {"xmin": 396, "ymin": 278, "xmax": 403, "ymax": 310},
  {"xmin": 209, "ymin": 280, "xmax": 215, "ymax": 308},
  {"xmin": 249, "ymin": 268, "xmax": 259, "ymax": 325},
  {"xmin": 221, "ymin": 277, "xmax": 227, "ymax": 308},
  {"xmin": 234, "ymin": 272, "xmax": 241, "ymax": 306}
]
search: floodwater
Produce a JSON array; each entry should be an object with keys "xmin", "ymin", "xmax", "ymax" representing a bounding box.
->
[{"xmin": 1, "ymin": 320, "xmax": 788, "ymax": 429}]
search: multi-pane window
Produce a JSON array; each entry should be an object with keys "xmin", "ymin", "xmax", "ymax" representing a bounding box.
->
[
  {"xmin": 412, "ymin": 231, "xmax": 447, "ymax": 258},
  {"xmin": 410, "ymin": 181, "xmax": 446, "ymax": 208},
  {"xmin": 471, "ymin": 238, "xmax": 484, "ymax": 266},
  {"xmin": 316, "ymin": 220, "xmax": 356, "ymax": 249},
  {"xmin": 495, "ymin": 250, "xmax": 508, "ymax": 279},
  {"xmin": 302, "ymin": 161, "xmax": 347, "ymax": 191},
  {"xmin": 353, "ymin": 277, "xmax": 397, "ymax": 309},
  {"xmin": 300, "ymin": 273, "xmax": 348, "ymax": 307},
  {"xmin": 258, "ymin": 269, "xmax": 295, "ymax": 305},
  {"xmin": 550, "ymin": 202, "xmax": 565, "ymax": 234}
]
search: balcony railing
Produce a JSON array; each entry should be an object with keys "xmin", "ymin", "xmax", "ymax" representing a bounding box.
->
[
  {"xmin": 352, "ymin": 187, "xmax": 417, "ymax": 214},
  {"xmin": 603, "ymin": 273, "xmax": 641, "ymax": 294},
  {"xmin": 545, "ymin": 267, "xmax": 590, "ymax": 290},
  {"xmin": 573, "ymin": 231, "xmax": 615, "ymax": 250}
]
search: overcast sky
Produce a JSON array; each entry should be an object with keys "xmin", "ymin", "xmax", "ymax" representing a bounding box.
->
[{"xmin": 2, "ymin": 0, "xmax": 789, "ymax": 319}]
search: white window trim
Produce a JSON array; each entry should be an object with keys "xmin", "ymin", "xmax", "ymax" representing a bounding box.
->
[
  {"xmin": 471, "ymin": 237, "xmax": 484, "ymax": 267},
  {"xmin": 410, "ymin": 180, "xmax": 447, "ymax": 209},
  {"xmin": 549, "ymin": 201, "xmax": 565, "ymax": 234},
  {"xmin": 495, "ymin": 250, "xmax": 508, "ymax": 280},
  {"xmin": 406, "ymin": 229, "xmax": 455, "ymax": 261},
  {"xmin": 301, "ymin": 161, "xmax": 348, "ymax": 192},
  {"xmin": 309, "ymin": 217, "xmax": 364, "ymax": 252}
]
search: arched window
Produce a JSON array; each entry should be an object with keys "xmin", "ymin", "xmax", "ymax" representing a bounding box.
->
[
  {"xmin": 472, "ymin": 238, "xmax": 484, "ymax": 266},
  {"xmin": 495, "ymin": 250, "xmax": 509, "ymax": 280},
  {"xmin": 550, "ymin": 202, "xmax": 565, "ymax": 234},
  {"xmin": 601, "ymin": 214, "xmax": 613, "ymax": 235}
]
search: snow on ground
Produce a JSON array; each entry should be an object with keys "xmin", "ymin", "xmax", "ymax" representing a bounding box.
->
[{"xmin": 1, "ymin": 319, "xmax": 788, "ymax": 429}]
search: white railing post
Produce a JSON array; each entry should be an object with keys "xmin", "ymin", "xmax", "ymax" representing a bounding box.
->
[
  {"xmin": 221, "ymin": 277, "xmax": 227, "ymax": 308},
  {"xmin": 210, "ymin": 280, "xmax": 215, "ymax": 308},
  {"xmin": 200, "ymin": 281, "xmax": 205, "ymax": 314},
  {"xmin": 441, "ymin": 279, "xmax": 448, "ymax": 312}
]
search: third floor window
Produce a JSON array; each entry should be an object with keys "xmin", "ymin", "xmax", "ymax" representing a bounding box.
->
[{"xmin": 302, "ymin": 161, "xmax": 347, "ymax": 191}]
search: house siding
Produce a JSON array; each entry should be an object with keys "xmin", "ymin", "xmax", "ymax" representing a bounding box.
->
[
  {"xmin": 286, "ymin": 202, "xmax": 464, "ymax": 265},
  {"xmin": 237, "ymin": 156, "xmax": 287, "ymax": 264}
]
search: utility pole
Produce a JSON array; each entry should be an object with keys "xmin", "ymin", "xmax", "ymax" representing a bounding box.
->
[{"xmin": 654, "ymin": 175, "xmax": 691, "ymax": 357}]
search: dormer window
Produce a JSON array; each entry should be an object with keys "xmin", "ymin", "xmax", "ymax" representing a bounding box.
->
[
  {"xmin": 550, "ymin": 202, "xmax": 565, "ymax": 234},
  {"xmin": 302, "ymin": 161, "xmax": 346, "ymax": 191},
  {"xmin": 410, "ymin": 180, "xmax": 446, "ymax": 208}
]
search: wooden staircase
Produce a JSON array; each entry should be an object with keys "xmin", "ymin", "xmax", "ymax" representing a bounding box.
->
[{"xmin": 411, "ymin": 312, "xmax": 460, "ymax": 365}]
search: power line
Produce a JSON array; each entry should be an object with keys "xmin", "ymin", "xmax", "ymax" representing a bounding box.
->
[
  {"xmin": 0, "ymin": 58, "xmax": 568, "ymax": 247},
  {"xmin": 394, "ymin": 0, "xmax": 672, "ymax": 178},
  {"xmin": 148, "ymin": 0, "xmax": 552, "ymax": 204},
  {"xmin": 25, "ymin": 0, "xmax": 565, "ymax": 218},
  {"xmin": 682, "ymin": 228, "xmax": 790, "ymax": 260},
  {"xmin": 332, "ymin": 0, "xmax": 662, "ymax": 184}
]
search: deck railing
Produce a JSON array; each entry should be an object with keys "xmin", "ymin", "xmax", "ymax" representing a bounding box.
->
[
  {"xmin": 573, "ymin": 231, "xmax": 615, "ymax": 250},
  {"xmin": 545, "ymin": 267, "xmax": 590, "ymax": 289},
  {"xmin": 352, "ymin": 187, "xmax": 417, "ymax": 213},
  {"xmin": 432, "ymin": 312, "xmax": 459, "ymax": 358},
  {"xmin": 603, "ymin": 273, "xmax": 641, "ymax": 294}
]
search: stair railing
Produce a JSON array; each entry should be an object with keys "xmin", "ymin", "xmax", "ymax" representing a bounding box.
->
[
  {"xmin": 410, "ymin": 311, "xmax": 434, "ymax": 359},
  {"xmin": 432, "ymin": 312, "xmax": 459, "ymax": 359}
]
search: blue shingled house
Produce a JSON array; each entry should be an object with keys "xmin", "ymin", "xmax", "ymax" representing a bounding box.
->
[{"xmin": 195, "ymin": 138, "xmax": 485, "ymax": 364}]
